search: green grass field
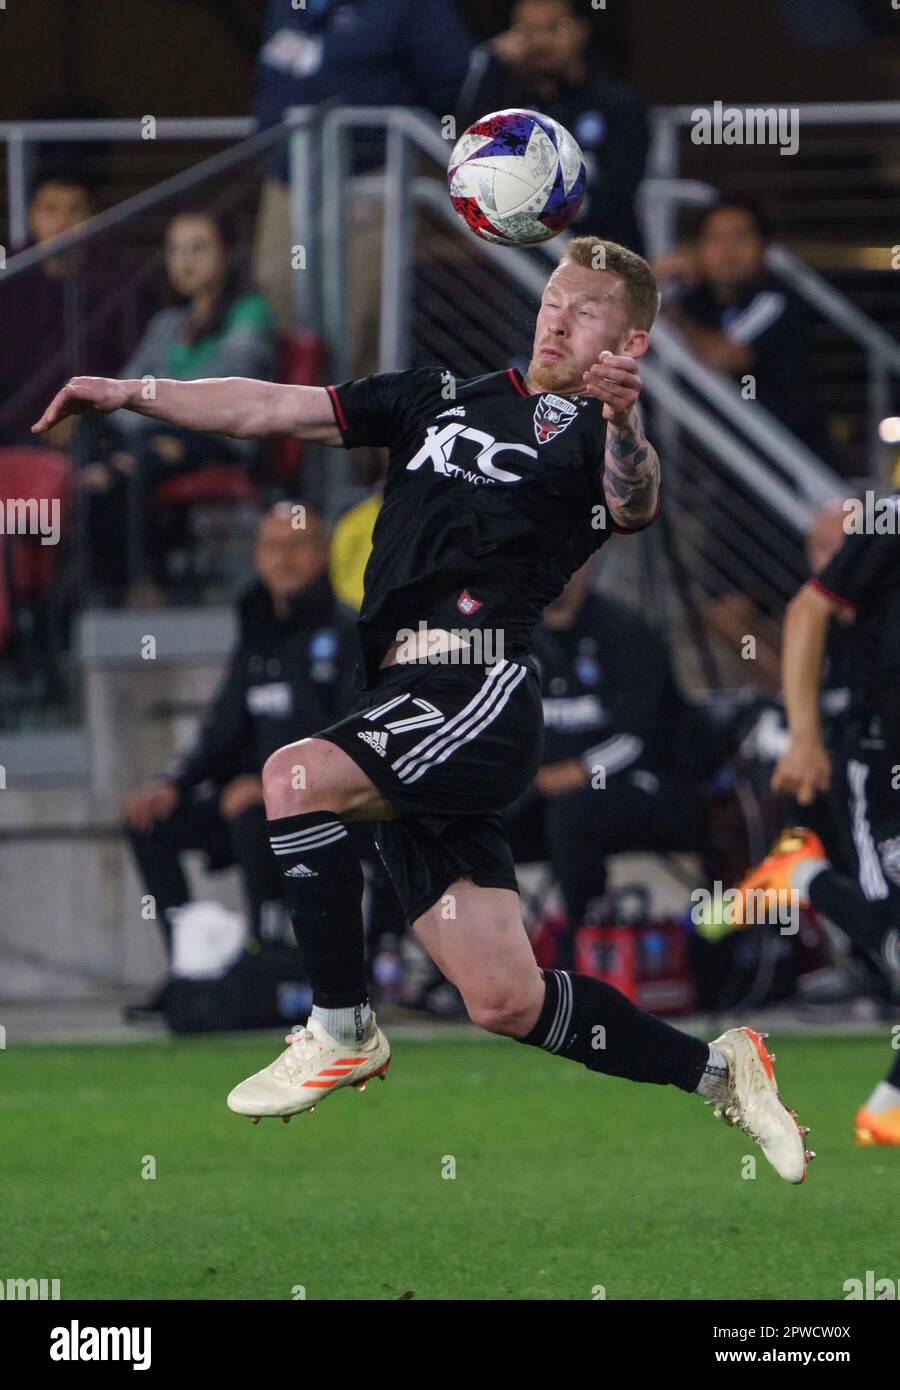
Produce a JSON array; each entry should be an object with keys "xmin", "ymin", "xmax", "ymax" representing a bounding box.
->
[{"xmin": 1, "ymin": 1031, "xmax": 897, "ymax": 1300}]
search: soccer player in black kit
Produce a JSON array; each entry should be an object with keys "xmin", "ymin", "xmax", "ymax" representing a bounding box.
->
[
  {"xmin": 34, "ymin": 236, "xmax": 811, "ymax": 1183},
  {"xmin": 733, "ymin": 501, "xmax": 900, "ymax": 1145}
]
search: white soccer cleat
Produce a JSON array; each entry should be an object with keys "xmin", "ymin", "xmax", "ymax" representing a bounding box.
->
[
  {"xmin": 227, "ymin": 1014, "xmax": 391, "ymax": 1121},
  {"xmin": 708, "ymin": 1027, "xmax": 813, "ymax": 1183}
]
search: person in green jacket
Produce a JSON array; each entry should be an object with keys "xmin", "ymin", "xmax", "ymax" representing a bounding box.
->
[{"xmin": 84, "ymin": 209, "xmax": 276, "ymax": 599}]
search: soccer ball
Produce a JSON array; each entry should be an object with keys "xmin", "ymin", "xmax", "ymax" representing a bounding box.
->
[{"xmin": 447, "ymin": 108, "xmax": 586, "ymax": 247}]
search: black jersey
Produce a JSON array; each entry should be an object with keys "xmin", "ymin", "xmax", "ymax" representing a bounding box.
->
[
  {"xmin": 327, "ymin": 366, "xmax": 651, "ymax": 684},
  {"xmin": 811, "ymin": 498, "xmax": 900, "ymax": 734}
]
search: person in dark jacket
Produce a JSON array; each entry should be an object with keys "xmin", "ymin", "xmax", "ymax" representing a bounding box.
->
[
  {"xmin": 505, "ymin": 560, "xmax": 730, "ymax": 968},
  {"xmin": 252, "ymin": 0, "xmax": 477, "ymax": 344},
  {"xmin": 457, "ymin": 0, "xmax": 649, "ymax": 251},
  {"xmin": 655, "ymin": 199, "xmax": 835, "ymax": 459},
  {"xmin": 122, "ymin": 502, "xmax": 358, "ymax": 1017}
]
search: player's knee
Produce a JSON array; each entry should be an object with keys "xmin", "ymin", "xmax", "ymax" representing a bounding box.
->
[
  {"xmin": 466, "ymin": 992, "xmax": 535, "ymax": 1038},
  {"xmin": 262, "ymin": 742, "xmax": 332, "ymax": 820}
]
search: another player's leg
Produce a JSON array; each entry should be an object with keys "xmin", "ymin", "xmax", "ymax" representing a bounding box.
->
[
  {"xmin": 226, "ymin": 737, "xmax": 393, "ymax": 1122},
  {"xmin": 733, "ymin": 824, "xmax": 900, "ymax": 1145},
  {"xmin": 412, "ymin": 878, "xmax": 811, "ymax": 1183}
]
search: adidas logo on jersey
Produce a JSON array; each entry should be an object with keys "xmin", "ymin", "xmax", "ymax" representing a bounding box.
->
[
  {"xmin": 436, "ymin": 406, "xmax": 466, "ymax": 419},
  {"xmin": 285, "ymin": 862, "xmax": 317, "ymax": 878},
  {"xmin": 357, "ymin": 729, "xmax": 389, "ymax": 756}
]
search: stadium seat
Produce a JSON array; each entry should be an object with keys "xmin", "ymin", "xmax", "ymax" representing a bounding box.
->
[
  {"xmin": 266, "ymin": 330, "xmax": 329, "ymax": 489},
  {"xmin": 0, "ymin": 446, "xmax": 73, "ymax": 648},
  {"xmin": 153, "ymin": 465, "xmax": 260, "ymax": 508}
]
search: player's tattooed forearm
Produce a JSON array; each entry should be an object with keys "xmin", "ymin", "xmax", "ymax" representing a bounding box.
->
[{"xmin": 603, "ymin": 417, "xmax": 660, "ymax": 525}]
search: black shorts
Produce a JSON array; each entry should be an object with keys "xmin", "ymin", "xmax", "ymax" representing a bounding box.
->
[
  {"xmin": 833, "ymin": 719, "xmax": 900, "ymax": 918},
  {"xmin": 319, "ymin": 655, "xmax": 543, "ymax": 922}
]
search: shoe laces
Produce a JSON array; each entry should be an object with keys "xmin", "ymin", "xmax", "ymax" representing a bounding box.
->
[
  {"xmin": 272, "ymin": 1027, "xmax": 321, "ymax": 1083},
  {"xmin": 714, "ymin": 1095, "xmax": 763, "ymax": 1144}
]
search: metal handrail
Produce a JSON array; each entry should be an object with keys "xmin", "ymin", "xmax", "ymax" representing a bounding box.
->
[
  {"xmin": 767, "ymin": 243, "xmax": 900, "ymax": 371},
  {"xmin": 0, "ymin": 118, "xmax": 255, "ymax": 138},
  {"xmin": 650, "ymin": 320, "xmax": 841, "ymax": 503},
  {"xmin": 2, "ymin": 117, "xmax": 257, "ymax": 249},
  {"xmin": 655, "ymin": 100, "xmax": 900, "ymax": 127},
  {"xmin": 2, "ymin": 119, "xmax": 295, "ymax": 282}
]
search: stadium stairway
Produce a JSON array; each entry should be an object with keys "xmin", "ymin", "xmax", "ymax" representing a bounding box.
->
[{"xmin": 0, "ymin": 607, "xmax": 244, "ymax": 1001}]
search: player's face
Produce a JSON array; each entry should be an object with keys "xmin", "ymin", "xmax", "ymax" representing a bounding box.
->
[
  {"xmin": 512, "ymin": 0, "xmax": 586, "ymax": 75},
  {"xmin": 165, "ymin": 214, "xmax": 229, "ymax": 300},
  {"xmin": 696, "ymin": 208, "xmax": 766, "ymax": 290},
  {"xmin": 255, "ymin": 513, "xmax": 328, "ymax": 600},
  {"xmin": 28, "ymin": 183, "xmax": 95, "ymax": 244},
  {"xmin": 529, "ymin": 262, "xmax": 640, "ymax": 394}
]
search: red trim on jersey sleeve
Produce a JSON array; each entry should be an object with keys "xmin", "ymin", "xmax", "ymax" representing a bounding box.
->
[
  {"xmin": 809, "ymin": 576, "xmax": 859, "ymax": 611},
  {"xmin": 507, "ymin": 367, "xmax": 529, "ymax": 398},
  {"xmin": 326, "ymin": 384, "xmax": 348, "ymax": 432},
  {"xmin": 611, "ymin": 493, "xmax": 662, "ymax": 534}
]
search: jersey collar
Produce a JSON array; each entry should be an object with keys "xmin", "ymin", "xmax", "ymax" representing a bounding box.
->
[{"xmin": 507, "ymin": 367, "xmax": 530, "ymax": 398}]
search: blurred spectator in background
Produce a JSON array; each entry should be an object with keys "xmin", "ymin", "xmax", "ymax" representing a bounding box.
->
[
  {"xmin": 505, "ymin": 560, "xmax": 731, "ymax": 968},
  {"xmin": 654, "ymin": 198, "xmax": 835, "ymax": 461},
  {"xmin": 655, "ymin": 199, "xmax": 840, "ymax": 689},
  {"xmin": 0, "ymin": 169, "xmax": 146, "ymax": 448},
  {"xmin": 121, "ymin": 502, "xmax": 357, "ymax": 1020},
  {"xmin": 83, "ymin": 209, "xmax": 275, "ymax": 602},
  {"xmin": 457, "ymin": 0, "xmax": 649, "ymax": 251},
  {"xmin": 252, "ymin": 0, "xmax": 476, "ymax": 367}
]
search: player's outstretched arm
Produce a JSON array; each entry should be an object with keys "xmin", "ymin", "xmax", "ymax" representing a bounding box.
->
[
  {"xmin": 32, "ymin": 376, "xmax": 343, "ymax": 446},
  {"xmin": 772, "ymin": 582, "xmax": 834, "ymax": 804},
  {"xmin": 583, "ymin": 352, "xmax": 660, "ymax": 529}
]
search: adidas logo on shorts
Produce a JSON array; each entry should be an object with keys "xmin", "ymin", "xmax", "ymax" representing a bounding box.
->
[
  {"xmin": 285, "ymin": 862, "xmax": 317, "ymax": 878},
  {"xmin": 357, "ymin": 729, "xmax": 388, "ymax": 756}
]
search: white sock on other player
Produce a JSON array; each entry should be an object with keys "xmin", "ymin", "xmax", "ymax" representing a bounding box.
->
[{"xmin": 864, "ymin": 1080, "xmax": 900, "ymax": 1114}]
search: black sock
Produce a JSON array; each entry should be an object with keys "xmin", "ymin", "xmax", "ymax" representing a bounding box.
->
[
  {"xmin": 268, "ymin": 811, "xmax": 367, "ymax": 1008},
  {"xmin": 518, "ymin": 969, "xmax": 708, "ymax": 1091},
  {"xmin": 809, "ymin": 867, "xmax": 900, "ymax": 959},
  {"xmin": 886, "ymin": 1051, "xmax": 900, "ymax": 1090}
]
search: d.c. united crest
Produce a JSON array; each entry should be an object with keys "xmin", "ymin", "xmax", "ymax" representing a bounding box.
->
[{"xmin": 534, "ymin": 392, "xmax": 578, "ymax": 445}]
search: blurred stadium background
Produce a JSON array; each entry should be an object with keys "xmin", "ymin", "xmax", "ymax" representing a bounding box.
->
[{"xmin": 0, "ymin": 0, "xmax": 899, "ymax": 1303}]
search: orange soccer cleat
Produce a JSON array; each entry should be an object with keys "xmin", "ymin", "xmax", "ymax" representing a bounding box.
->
[
  {"xmin": 730, "ymin": 827, "xmax": 827, "ymax": 928},
  {"xmin": 855, "ymin": 1106, "xmax": 900, "ymax": 1146}
]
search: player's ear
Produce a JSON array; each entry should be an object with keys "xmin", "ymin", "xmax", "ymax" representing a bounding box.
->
[{"xmin": 621, "ymin": 328, "xmax": 650, "ymax": 358}]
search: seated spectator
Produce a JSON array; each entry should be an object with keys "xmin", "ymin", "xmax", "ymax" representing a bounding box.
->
[
  {"xmin": 0, "ymin": 169, "xmax": 147, "ymax": 449},
  {"xmin": 654, "ymin": 199, "xmax": 840, "ymax": 688},
  {"xmin": 121, "ymin": 502, "xmax": 357, "ymax": 1020},
  {"xmin": 654, "ymin": 198, "xmax": 835, "ymax": 460},
  {"xmin": 505, "ymin": 560, "xmax": 731, "ymax": 969},
  {"xmin": 84, "ymin": 208, "xmax": 276, "ymax": 599},
  {"xmin": 457, "ymin": 0, "xmax": 649, "ymax": 251}
]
